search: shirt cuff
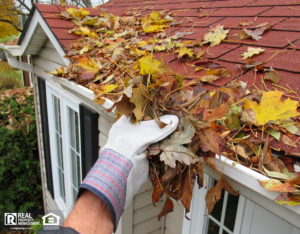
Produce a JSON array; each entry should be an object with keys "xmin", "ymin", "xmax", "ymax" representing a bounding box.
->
[{"xmin": 78, "ymin": 149, "xmax": 133, "ymax": 232}]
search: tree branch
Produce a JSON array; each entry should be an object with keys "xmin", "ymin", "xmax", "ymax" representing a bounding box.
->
[
  {"xmin": 14, "ymin": 0, "xmax": 31, "ymax": 12},
  {"xmin": 81, "ymin": 0, "xmax": 92, "ymax": 8},
  {"xmin": 69, "ymin": 0, "xmax": 85, "ymax": 8},
  {"xmin": 3, "ymin": 0, "xmax": 30, "ymax": 15},
  {"xmin": 0, "ymin": 19, "xmax": 23, "ymax": 32}
]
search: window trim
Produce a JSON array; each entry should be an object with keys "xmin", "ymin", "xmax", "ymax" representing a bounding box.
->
[
  {"xmin": 182, "ymin": 174, "xmax": 246, "ymax": 234},
  {"xmin": 46, "ymin": 81, "xmax": 81, "ymax": 216}
]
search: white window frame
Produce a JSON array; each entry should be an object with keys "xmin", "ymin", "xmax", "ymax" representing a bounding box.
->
[
  {"xmin": 46, "ymin": 81, "xmax": 81, "ymax": 217},
  {"xmin": 182, "ymin": 174, "xmax": 246, "ymax": 234}
]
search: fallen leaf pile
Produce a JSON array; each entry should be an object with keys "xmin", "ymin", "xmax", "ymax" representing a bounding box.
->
[{"xmin": 49, "ymin": 8, "xmax": 300, "ymax": 219}]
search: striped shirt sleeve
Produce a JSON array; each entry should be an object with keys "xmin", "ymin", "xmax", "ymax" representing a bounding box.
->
[{"xmin": 78, "ymin": 149, "xmax": 133, "ymax": 232}]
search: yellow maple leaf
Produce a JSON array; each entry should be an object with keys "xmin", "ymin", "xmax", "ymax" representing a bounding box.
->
[
  {"xmin": 130, "ymin": 87, "xmax": 147, "ymax": 122},
  {"xmin": 243, "ymin": 90, "xmax": 299, "ymax": 125},
  {"xmin": 66, "ymin": 8, "xmax": 89, "ymax": 19},
  {"xmin": 139, "ymin": 56, "xmax": 170, "ymax": 78},
  {"xmin": 75, "ymin": 27, "xmax": 90, "ymax": 36},
  {"xmin": 88, "ymin": 31, "xmax": 98, "ymax": 38},
  {"xmin": 101, "ymin": 83, "xmax": 118, "ymax": 93},
  {"xmin": 142, "ymin": 23, "xmax": 168, "ymax": 33},
  {"xmin": 46, "ymin": 67, "xmax": 66, "ymax": 76},
  {"xmin": 79, "ymin": 46, "xmax": 90, "ymax": 54},
  {"xmin": 138, "ymin": 40, "xmax": 149, "ymax": 47},
  {"xmin": 133, "ymin": 48, "xmax": 148, "ymax": 57},
  {"xmin": 177, "ymin": 47, "xmax": 193, "ymax": 57},
  {"xmin": 155, "ymin": 45, "xmax": 166, "ymax": 51},
  {"xmin": 204, "ymin": 25, "xmax": 229, "ymax": 47},
  {"xmin": 76, "ymin": 57, "xmax": 100, "ymax": 74},
  {"xmin": 175, "ymin": 41, "xmax": 192, "ymax": 48},
  {"xmin": 241, "ymin": 47, "xmax": 265, "ymax": 59},
  {"xmin": 150, "ymin": 11, "xmax": 161, "ymax": 22},
  {"xmin": 141, "ymin": 11, "xmax": 171, "ymax": 33}
]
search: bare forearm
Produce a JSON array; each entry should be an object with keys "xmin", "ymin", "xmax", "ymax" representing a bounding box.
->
[{"xmin": 63, "ymin": 190, "xmax": 114, "ymax": 234}]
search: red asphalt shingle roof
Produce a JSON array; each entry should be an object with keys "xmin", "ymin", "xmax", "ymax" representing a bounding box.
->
[{"xmin": 34, "ymin": 1, "xmax": 300, "ymax": 154}]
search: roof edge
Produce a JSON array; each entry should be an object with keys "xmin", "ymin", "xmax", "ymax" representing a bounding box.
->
[{"xmin": 18, "ymin": 4, "xmax": 37, "ymax": 45}]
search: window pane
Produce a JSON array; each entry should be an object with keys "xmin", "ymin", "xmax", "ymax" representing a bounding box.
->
[
  {"xmin": 207, "ymin": 219, "xmax": 220, "ymax": 234},
  {"xmin": 77, "ymin": 155, "xmax": 81, "ymax": 186},
  {"xmin": 75, "ymin": 112, "xmax": 80, "ymax": 153},
  {"xmin": 53, "ymin": 96, "xmax": 61, "ymax": 134},
  {"xmin": 224, "ymin": 193, "xmax": 239, "ymax": 231},
  {"xmin": 210, "ymin": 180, "xmax": 225, "ymax": 221},
  {"xmin": 69, "ymin": 108, "xmax": 75, "ymax": 149},
  {"xmin": 56, "ymin": 133, "xmax": 61, "ymax": 167},
  {"xmin": 223, "ymin": 230, "xmax": 230, "ymax": 234},
  {"xmin": 71, "ymin": 149, "xmax": 77, "ymax": 188},
  {"xmin": 59, "ymin": 137, "xmax": 64, "ymax": 170},
  {"xmin": 59, "ymin": 170, "xmax": 66, "ymax": 203}
]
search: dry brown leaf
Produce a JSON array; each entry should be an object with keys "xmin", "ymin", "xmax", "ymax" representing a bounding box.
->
[
  {"xmin": 200, "ymin": 75, "xmax": 220, "ymax": 83},
  {"xmin": 264, "ymin": 70, "xmax": 281, "ymax": 84},
  {"xmin": 240, "ymin": 108, "xmax": 257, "ymax": 127},
  {"xmin": 181, "ymin": 168, "xmax": 196, "ymax": 219},
  {"xmin": 236, "ymin": 144, "xmax": 249, "ymax": 159},
  {"xmin": 158, "ymin": 197, "xmax": 174, "ymax": 221},
  {"xmin": 204, "ymin": 103, "xmax": 231, "ymax": 122},
  {"xmin": 282, "ymin": 135, "xmax": 297, "ymax": 147},
  {"xmin": 205, "ymin": 175, "xmax": 238, "ymax": 214}
]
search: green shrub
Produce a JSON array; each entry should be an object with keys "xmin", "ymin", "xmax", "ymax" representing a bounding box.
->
[{"xmin": 0, "ymin": 88, "xmax": 42, "ymax": 214}]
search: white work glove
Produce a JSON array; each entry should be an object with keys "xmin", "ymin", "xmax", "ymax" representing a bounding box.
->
[
  {"xmin": 79, "ymin": 115, "xmax": 178, "ymax": 232},
  {"xmin": 102, "ymin": 115, "xmax": 179, "ymax": 207}
]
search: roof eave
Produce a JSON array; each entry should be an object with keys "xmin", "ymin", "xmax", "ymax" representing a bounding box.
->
[
  {"xmin": 7, "ymin": 4, "xmax": 69, "ymax": 66},
  {"xmin": 18, "ymin": 4, "xmax": 36, "ymax": 46}
]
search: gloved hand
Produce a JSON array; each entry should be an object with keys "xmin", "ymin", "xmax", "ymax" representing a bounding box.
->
[{"xmin": 78, "ymin": 115, "xmax": 179, "ymax": 232}]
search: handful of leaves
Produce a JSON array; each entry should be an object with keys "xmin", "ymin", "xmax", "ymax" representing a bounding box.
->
[{"xmin": 49, "ymin": 7, "xmax": 300, "ymax": 219}]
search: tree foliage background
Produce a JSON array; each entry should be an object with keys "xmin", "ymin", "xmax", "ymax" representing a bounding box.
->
[{"xmin": 0, "ymin": 0, "xmax": 20, "ymax": 38}]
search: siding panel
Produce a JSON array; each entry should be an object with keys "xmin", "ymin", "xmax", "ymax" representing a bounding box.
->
[
  {"xmin": 39, "ymin": 47, "xmax": 65, "ymax": 66},
  {"xmin": 165, "ymin": 198, "xmax": 184, "ymax": 234},
  {"xmin": 44, "ymin": 40, "xmax": 55, "ymax": 49},
  {"xmin": 133, "ymin": 217, "xmax": 162, "ymax": 234},
  {"xmin": 165, "ymin": 215, "xmax": 182, "ymax": 234},
  {"xmin": 133, "ymin": 190, "xmax": 153, "ymax": 210},
  {"xmin": 98, "ymin": 115, "xmax": 113, "ymax": 135},
  {"xmin": 133, "ymin": 202, "xmax": 163, "ymax": 225},
  {"xmin": 99, "ymin": 132, "xmax": 108, "ymax": 148},
  {"xmin": 34, "ymin": 56, "xmax": 63, "ymax": 72}
]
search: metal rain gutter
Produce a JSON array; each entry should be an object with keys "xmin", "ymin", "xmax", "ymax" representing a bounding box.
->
[
  {"xmin": 53, "ymin": 75, "xmax": 300, "ymax": 229},
  {"xmin": 2, "ymin": 45, "xmax": 33, "ymax": 73}
]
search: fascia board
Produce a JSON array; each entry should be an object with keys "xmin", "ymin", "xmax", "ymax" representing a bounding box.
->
[
  {"xmin": 53, "ymin": 76, "xmax": 115, "ymax": 116},
  {"xmin": 4, "ymin": 9, "xmax": 69, "ymax": 66},
  {"xmin": 203, "ymin": 155, "xmax": 300, "ymax": 229}
]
